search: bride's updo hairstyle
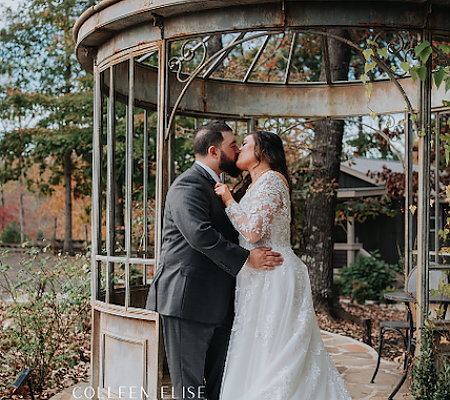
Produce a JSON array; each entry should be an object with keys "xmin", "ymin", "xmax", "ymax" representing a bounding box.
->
[{"xmin": 233, "ymin": 130, "xmax": 292, "ymax": 203}]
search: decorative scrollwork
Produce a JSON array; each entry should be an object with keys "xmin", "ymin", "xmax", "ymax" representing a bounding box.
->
[
  {"xmin": 168, "ymin": 38, "xmax": 209, "ymax": 83},
  {"xmin": 373, "ymin": 30, "xmax": 419, "ymax": 77}
]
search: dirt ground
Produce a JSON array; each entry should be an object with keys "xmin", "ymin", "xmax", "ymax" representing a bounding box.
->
[{"xmin": 316, "ymin": 301, "xmax": 407, "ymax": 363}]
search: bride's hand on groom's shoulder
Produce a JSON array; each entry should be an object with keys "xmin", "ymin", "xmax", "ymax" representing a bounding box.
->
[
  {"xmin": 247, "ymin": 247, "xmax": 283, "ymax": 271},
  {"xmin": 215, "ymin": 183, "xmax": 235, "ymax": 207}
]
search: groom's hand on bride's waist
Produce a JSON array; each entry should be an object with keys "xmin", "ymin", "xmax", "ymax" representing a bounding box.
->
[{"xmin": 246, "ymin": 247, "xmax": 283, "ymax": 271}]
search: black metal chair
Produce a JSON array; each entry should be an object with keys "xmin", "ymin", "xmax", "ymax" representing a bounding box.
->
[
  {"xmin": 370, "ymin": 266, "xmax": 448, "ymax": 399},
  {"xmin": 370, "ymin": 272, "xmax": 415, "ymax": 399}
]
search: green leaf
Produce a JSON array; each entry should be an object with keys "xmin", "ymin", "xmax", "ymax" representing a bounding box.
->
[
  {"xmin": 417, "ymin": 66, "xmax": 427, "ymax": 81},
  {"xmin": 377, "ymin": 47, "xmax": 388, "ymax": 58},
  {"xmin": 365, "ymin": 83, "xmax": 373, "ymax": 100},
  {"xmin": 363, "ymin": 48, "xmax": 374, "ymax": 61},
  {"xmin": 411, "ymin": 66, "xmax": 427, "ymax": 82},
  {"xmin": 415, "ymin": 40, "xmax": 431, "ymax": 57},
  {"xmin": 391, "ymin": 65, "xmax": 397, "ymax": 72},
  {"xmin": 418, "ymin": 129, "xmax": 426, "ymax": 137},
  {"xmin": 411, "ymin": 113, "xmax": 418, "ymax": 122},
  {"xmin": 367, "ymin": 40, "xmax": 379, "ymax": 48},
  {"xmin": 0, "ymin": 264, "xmax": 10, "ymax": 272},
  {"xmin": 370, "ymin": 111, "xmax": 377, "ymax": 120},
  {"xmin": 438, "ymin": 43, "xmax": 450, "ymax": 55},
  {"xmin": 445, "ymin": 77, "xmax": 450, "ymax": 93},
  {"xmin": 418, "ymin": 45, "xmax": 433, "ymax": 63},
  {"xmin": 364, "ymin": 62, "xmax": 376, "ymax": 73},
  {"xmin": 400, "ymin": 61, "xmax": 411, "ymax": 72},
  {"xmin": 361, "ymin": 74, "xmax": 368, "ymax": 84},
  {"xmin": 434, "ymin": 69, "xmax": 446, "ymax": 88}
]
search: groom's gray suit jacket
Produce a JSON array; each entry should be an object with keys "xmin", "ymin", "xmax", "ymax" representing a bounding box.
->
[{"xmin": 146, "ymin": 163, "xmax": 249, "ymax": 324}]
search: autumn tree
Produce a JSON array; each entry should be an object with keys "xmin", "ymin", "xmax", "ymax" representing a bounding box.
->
[
  {"xmin": 0, "ymin": 86, "xmax": 46, "ymax": 243},
  {"xmin": 0, "ymin": 0, "xmax": 95, "ymax": 254}
]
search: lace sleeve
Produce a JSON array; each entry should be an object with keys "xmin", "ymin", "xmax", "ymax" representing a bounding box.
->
[{"xmin": 225, "ymin": 176, "xmax": 284, "ymax": 244}]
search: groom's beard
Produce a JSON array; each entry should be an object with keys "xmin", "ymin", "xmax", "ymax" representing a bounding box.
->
[{"xmin": 219, "ymin": 151, "xmax": 241, "ymax": 178}]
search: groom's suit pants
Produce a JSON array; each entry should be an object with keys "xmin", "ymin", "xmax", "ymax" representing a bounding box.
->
[{"xmin": 161, "ymin": 309, "xmax": 233, "ymax": 400}]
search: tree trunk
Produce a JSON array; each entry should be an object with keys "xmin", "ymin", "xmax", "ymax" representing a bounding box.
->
[
  {"xmin": 301, "ymin": 117, "xmax": 345, "ymax": 314},
  {"xmin": 19, "ymin": 155, "xmax": 25, "ymax": 244},
  {"xmin": 207, "ymin": 35, "xmax": 224, "ymax": 77},
  {"xmin": 53, "ymin": 217, "xmax": 57, "ymax": 249},
  {"xmin": 1, "ymin": 184, "xmax": 4, "ymax": 231},
  {"xmin": 19, "ymin": 176, "xmax": 25, "ymax": 245},
  {"xmin": 63, "ymin": 151, "xmax": 74, "ymax": 255},
  {"xmin": 301, "ymin": 29, "xmax": 353, "ymax": 317}
]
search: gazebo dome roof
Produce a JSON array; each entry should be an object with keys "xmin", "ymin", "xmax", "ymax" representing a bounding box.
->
[{"xmin": 74, "ymin": 0, "xmax": 450, "ymax": 118}]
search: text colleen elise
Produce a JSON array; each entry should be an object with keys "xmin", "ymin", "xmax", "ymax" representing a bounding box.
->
[{"xmin": 72, "ymin": 385, "xmax": 206, "ymax": 399}]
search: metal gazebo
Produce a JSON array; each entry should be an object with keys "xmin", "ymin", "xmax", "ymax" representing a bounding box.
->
[{"xmin": 73, "ymin": 1, "xmax": 450, "ymax": 398}]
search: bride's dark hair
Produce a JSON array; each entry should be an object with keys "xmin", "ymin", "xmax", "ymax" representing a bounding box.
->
[{"xmin": 233, "ymin": 130, "xmax": 292, "ymax": 202}]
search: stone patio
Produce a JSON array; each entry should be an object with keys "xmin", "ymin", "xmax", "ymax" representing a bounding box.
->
[
  {"xmin": 322, "ymin": 331, "xmax": 412, "ymax": 400},
  {"xmin": 59, "ymin": 331, "xmax": 413, "ymax": 400}
]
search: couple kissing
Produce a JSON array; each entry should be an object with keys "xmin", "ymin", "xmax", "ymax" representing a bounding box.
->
[{"xmin": 146, "ymin": 122, "xmax": 351, "ymax": 400}]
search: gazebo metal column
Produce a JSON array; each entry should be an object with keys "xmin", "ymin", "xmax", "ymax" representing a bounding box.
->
[
  {"xmin": 404, "ymin": 111, "xmax": 413, "ymax": 282},
  {"xmin": 155, "ymin": 41, "xmax": 171, "ymax": 267},
  {"xmin": 91, "ymin": 58, "xmax": 103, "ymax": 396},
  {"xmin": 416, "ymin": 30, "xmax": 433, "ymax": 331}
]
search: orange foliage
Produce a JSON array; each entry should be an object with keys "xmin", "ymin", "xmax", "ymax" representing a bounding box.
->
[
  {"xmin": 0, "ymin": 180, "xmax": 38, "ymax": 239},
  {"xmin": 37, "ymin": 186, "xmax": 91, "ymax": 242}
]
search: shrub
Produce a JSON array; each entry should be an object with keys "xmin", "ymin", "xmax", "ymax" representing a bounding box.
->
[
  {"xmin": 332, "ymin": 277, "xmax": 344, "ymax": 298},
  {"xmin": 0, "ymin": 247, "xmax": 91, "ymax": 394},
  {"xmin": 411, "ymin": 322, "xmax": 450, "ymax": 400},
  {"xmin": 339, "ymin": 250, "xmax": 400, "ymax": 303},
  {"xmin": 1, "ymin": 220, "xmax": 21, "ymax": 244}
]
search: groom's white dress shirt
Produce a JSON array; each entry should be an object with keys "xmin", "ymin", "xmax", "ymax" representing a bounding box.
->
[{"xmin": 195, "ymin": 160, "xmax": 221, "ymax": 183}]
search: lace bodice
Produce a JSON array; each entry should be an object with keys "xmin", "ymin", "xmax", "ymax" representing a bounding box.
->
[{"xmin": 226, "ymin": 170, "xmax": 290, "ymax": 250}]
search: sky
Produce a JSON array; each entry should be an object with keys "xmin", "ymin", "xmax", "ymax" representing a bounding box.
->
[
  {"xmin": 0, "ymin": 0, "xmax": 20, "ymax": 23},
  {"xmin": 1, "ymin": 0, "xmax": 18, "ymax": 9},
  {"xmin": 0, "ymin": 0, "xmax": 19, "ymax": 27}
]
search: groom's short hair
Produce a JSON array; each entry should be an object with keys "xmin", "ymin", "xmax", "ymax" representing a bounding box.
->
[{"xmin": 193, "ymin": 121, "xmax": 232, "ymax": 156}]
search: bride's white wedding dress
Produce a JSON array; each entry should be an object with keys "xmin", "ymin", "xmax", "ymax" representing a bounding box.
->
[{"xmin": 220, "ymin": 170, "xmax": 352, "ymax": 400}]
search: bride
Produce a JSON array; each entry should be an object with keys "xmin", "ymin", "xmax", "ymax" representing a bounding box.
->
[{"xmin": 214, "ymin": 130, "xmax": 352, "ymax": 400}]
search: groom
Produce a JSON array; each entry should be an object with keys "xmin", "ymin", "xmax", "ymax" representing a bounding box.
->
[{"xmin": 146, "ymin": 122, "xmax": 282, "ymax": 400}]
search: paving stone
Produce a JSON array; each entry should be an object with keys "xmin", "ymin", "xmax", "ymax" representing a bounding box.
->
[
  {"xmin": 336, "ymin": 366, "xmax": 348, "ymax": 374},
  {"xmin": 340, "ymin": 344, "xmax": 370, "ymax": 352},
  {"xmin": 347, "ymin": 385, "xmax": 375, "ymax": 398},
  {"xmin": 345, "ymin": 369, "xmax": 398, "ymax": 385},
  {"xmin": 339, "ymin": 351, "xmax": 374, "ymax": 359},
  {"xmin": 326, "ymin": 346, "xmax": 341, "ymax": 354},
  {"xmin": 335, "ymin": 357, "xmax": 380, "ymax": 367}
]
